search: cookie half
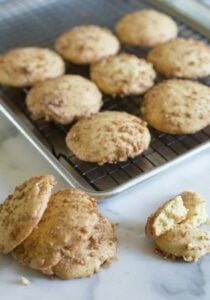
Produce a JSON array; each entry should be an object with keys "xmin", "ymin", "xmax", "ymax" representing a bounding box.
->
[
  {"xmin": 55, "ymin": 25, "xmax": 120, "ymax": 64},
  {"xmin": 12, "ymin": 189, "xmax": 99, "ymax": 275},
  {"xmin": 155, "ymin": 226, "xmax": 210, "ymax": 262},
  {"xmin": 141, "ymin": 79, "xmax": 210, "ymax": 134},
  {"xmin": 147, "ymin": 38, "xmax": 210, "ymax": 78},
  {"xmin": 116, "ymin": 9, "xmax": 178, "ymax": 47},
  {"xmin": 66, "ymin": 111, "xmax": 151, "ymax": 165},
  {"xmin": 145, "ymin": 191, "xmax": 209, "ymax": 262},
  {"xmin": 90, "ymin": 53, "xmax": 156, "ymax": 96},
  {"xmin": 0, "ymin": 47, "xmax": 65, "ymax": 87},
  {"xmin": 145, "ymin": 191, "xmax": 207, "ymax": 238},
  {"xmin": 0, "ymin": 175, "xmax": 56, "ymax": 253},
  {"xmin": 145, "ymin": 195, "xmax": 188, "ymax": 238},
  {"xmin": 26, "ymin": 75, "xmax": 103, "ymax": 125}
]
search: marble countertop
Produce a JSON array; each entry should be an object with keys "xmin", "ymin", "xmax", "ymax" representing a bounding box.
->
[{"xmin": 0, "ymin": 107, "xmax": 210, "ymax": 300}]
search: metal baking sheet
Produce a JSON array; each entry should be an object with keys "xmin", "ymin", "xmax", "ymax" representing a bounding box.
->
[{"xmin": 0, "ymin": 0, "xmax": 210, "ymax": 198}]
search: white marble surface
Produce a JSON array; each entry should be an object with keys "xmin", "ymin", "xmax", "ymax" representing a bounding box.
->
[{"xmin": 0, "ymin": 110, "xmax": 210, "ymax": 300}]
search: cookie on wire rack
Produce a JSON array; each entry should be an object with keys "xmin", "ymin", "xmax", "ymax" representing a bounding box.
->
[
  {"xmin": 141, "ymin": 79, "xmax": 210, "ymax": 134},
  {"xmin": 90, "ymin": 53, "xmax": 156, "ymax": 97},
  {"xmin": 0, "ymin": 47, "xmax": 65, "ymax": 87},
  {"xmin": 55, "ymin": 25, "xmax": 120, "ymax": 64},
  {"xmin": 66, "ymin": 111, "xmax": 151, "ymax": 165},
  {"xmin": 116, "ymin": 9, "xmax": 178, "ymax": 47},
  {"xmin": 147, "ymin": 38, "xmax": 210, "ymax": 78},
  {"xmin": 26, "ymin": 75, "xmax": 103, "ymax": 125}
]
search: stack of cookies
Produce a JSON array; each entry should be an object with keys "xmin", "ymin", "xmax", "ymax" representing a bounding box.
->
[
  {"xmin": 0, "ymin": 175, "xmax": 117, "ymax": 279},
  {"xmin": 0, "ymin": 9, "xmax": 210, "ymax": 165}
]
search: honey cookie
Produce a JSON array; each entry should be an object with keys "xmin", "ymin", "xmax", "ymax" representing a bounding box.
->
[
  {"xmin": 66, "ymin": 111, "xmax": 151, "ymax": 165},
  {"xmin": 0, "ymin": 47, "xmax": 65, "ymax": 87},
  {"xmin": 12, "ymin": 189, "xmax": 99, "ymax": 275},
  {"xmin": 53, "ymin": 214, "xmax": 117, "ymax": 279},
  {"xmin": 90, "ymin": 53, "xmax": 156, "ymax": 96},
  {"xmin": 147, "ymin": 38, "xmax": 210, "ymax": 78},
  {"xmin": 141, "ymin": 79, "xmax": 210, "ymax": 134},
  {"xmin": 116, "ymin": 9, "xmax": 178, "ymax": 47},
  {"xmin": 146, "ymin": 191, "xmax": 209, "ymax": 262},
  {"xmin": 26, "ymin": 75, "xmax": 102, "ymax": 125},
  {"xmin": 55, "ymin": 25, "xmax": 120, "ymax": 64},
  {"xmin": 0, "ymin": 175, "xmax": 56, "ymax": 253}
]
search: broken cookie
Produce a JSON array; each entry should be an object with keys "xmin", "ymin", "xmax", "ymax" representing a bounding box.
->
[{"xmin": 145, "ymin": 191, "xmax": 209, "ymax": 261}]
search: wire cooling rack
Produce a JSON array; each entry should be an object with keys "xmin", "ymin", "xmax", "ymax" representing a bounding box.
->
[{"xmin": 0, "ymin": 0, "xmax": 210, "ymax": 194}]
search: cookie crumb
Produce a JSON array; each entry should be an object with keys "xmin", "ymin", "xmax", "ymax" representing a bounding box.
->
[{"xmin": 20, "ymin": 276, "xmax": 30, "ymax": 285}]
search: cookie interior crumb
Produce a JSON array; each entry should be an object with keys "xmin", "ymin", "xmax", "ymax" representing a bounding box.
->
[
  {"xmin": 20, "ymin": 276, "xmax": 30, "ymax": 285},
  {"xmin": 145, "ymin": 195, "xmax": 188, "ymax": 238},
  {"xmin": 153, "ymin": 196, "xmax": 188, "ymax": 236}
]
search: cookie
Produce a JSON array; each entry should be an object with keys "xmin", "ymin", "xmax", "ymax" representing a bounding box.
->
[
  {"xmin": 26, "ymin": 75, "xmax": 102, "ymax": 125},
  {"xmin": 0, "ymin": 175, "xmax": 56, "ymax": 254},
  {"xmin": 66, "ymin": 111, "xmax": 151, "ymax": 165},
  {"xmin": 90, "ymin": 53, "xmax": 156, "ymax": 96},
  {"xmin": 53, "ymin": 214, "xmax": 117, "ymax": 279},
  {"xmin": 12, "ymin": 189, "xmax": 99, "ymax": 275},
  {"xmin": 116, "ymin": 9, "xmax": 178, "ymax": 47},
  {"xmin": 145, "ymin": 191, "xmax": 207, "ymax": 238},
  {"xmin": 147, "ymin": 38, "xmax": 210, "ymax": 78},
  {"xmin": 55, "ymin": 25, "xmax": 120, "ymax": 64},
  {"xmin": 155, "ymin": 226, "xmax": 210, "ymax": 262},
  {"xmin": 0, "ymin": 47, "xmax": 65, "ymax": 87},
  {"xmin": 146, "ymin": 191, "xmax": 209, "ymax": 261},
  {"xmin": 141, "ymin": 79, "xmax": 210, "ymax": 134}
]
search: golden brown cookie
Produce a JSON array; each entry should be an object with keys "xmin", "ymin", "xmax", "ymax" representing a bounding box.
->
[
  {"xmin": 26, "ymin": 75, "xmax": 102, "ymax": 125},
  {"xmin": 90, "ymin": 53, "xmax": 156, "ymax": 96},
  {"xmin": 0, "ymin": 175, "xmax": 56, "ymax": 254},
  {"xmin": 147, "ymin": 38, "xmax": 210, "ymax": 78},
  {"xmin": 146, "ymin": 191, "xmax": 209, "ymax": 262},
  {"xmin": 53, "ymin": 214, "xmax": 117, "ymax": 279},
  {"xmin": 0, "ymin": 47, "xmax": 65, "ymax": 87},
  {"xmin": 141, "ymin": 79, "xmax": 210, "ymax": 134},
  {"xmin": 12, "ymin": 189, "xmax": 99, "ymax": 275},
  {"xmin": 116, "ymin": 9, "xmax": 178, "ymax": 47},
  {"xmin": 66, "ymin": 111, "xmax": 151, "ymax": 165},
  {"xmin": 55, "ymin": 25, "xmax": 120, "ymax": 64}
]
